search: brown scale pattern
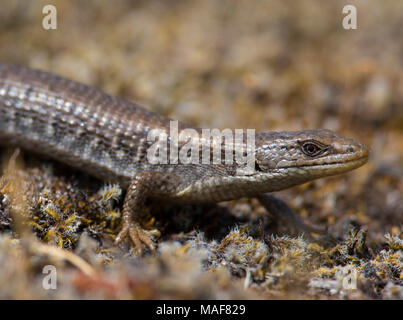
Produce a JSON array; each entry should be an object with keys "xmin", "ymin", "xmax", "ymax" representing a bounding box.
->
[{"xmin": 0, "ymin": 63, "xmax": 369, "ymax": 253}]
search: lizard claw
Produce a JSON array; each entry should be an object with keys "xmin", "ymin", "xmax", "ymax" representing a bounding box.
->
[{"xmin": 115, "ymin": 221, "xmax": 161, "ymax": 255}]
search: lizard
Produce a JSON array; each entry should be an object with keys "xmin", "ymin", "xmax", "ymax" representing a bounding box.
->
[{"xmin": 0, "ymin": 63, "xmax": 369, "ymax": 254}]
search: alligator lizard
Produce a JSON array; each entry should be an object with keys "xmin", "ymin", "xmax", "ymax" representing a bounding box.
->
[{"xmin": 0, "ymin": 63, "xmax": 369, "ymax": 254}]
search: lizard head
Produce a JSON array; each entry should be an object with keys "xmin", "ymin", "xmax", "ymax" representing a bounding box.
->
[{"xmin": 254, "ymin": 129, "xmax": 369, "ymax": 184}]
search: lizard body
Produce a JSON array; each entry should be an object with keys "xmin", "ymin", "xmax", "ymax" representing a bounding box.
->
[{"xmin": 0, "ymin": 63, "xmax": 369, "ymax": 253}]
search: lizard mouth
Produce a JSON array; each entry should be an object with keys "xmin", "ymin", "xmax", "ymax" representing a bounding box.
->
[
  {"xmin": 317, "ymin": 154, "xmax": 368, "ymax": 167},
  {"xmin": 295, "ymin": 154, "xmax": 369, "ymax": 174}
]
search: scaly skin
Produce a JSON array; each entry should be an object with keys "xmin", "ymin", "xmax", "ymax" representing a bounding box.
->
[{"xmin": 0, "ymin": 63, "xmax": 369, "ymax": 254}]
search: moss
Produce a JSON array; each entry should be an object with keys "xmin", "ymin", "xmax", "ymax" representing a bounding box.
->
[{"xmin": 0, "ymin": 0, "xmax": 402, "ymax": 299}]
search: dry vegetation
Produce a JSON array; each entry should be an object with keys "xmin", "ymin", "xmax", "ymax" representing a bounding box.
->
[{"xmin": 0, "ymin": 0, "xmax": 401, "ymax": 299}]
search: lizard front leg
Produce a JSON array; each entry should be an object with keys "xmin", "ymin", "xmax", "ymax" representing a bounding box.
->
[
  {"xmin": 257, "ymin": 193, "xmax": 326, "ymax": 237},
  {"xmin": 115, "ymin": 171, "xmax": 178, "ymax": 255}
]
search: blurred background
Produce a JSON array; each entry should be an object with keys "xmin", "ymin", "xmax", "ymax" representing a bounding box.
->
[{"xmin": 0, "ymin": 0, "xmax": 401, "ymax": 299}]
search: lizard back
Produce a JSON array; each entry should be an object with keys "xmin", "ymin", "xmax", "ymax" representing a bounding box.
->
[{"xmin": 0, "ymin": 63, "xmax": 176, "ymax": 186}]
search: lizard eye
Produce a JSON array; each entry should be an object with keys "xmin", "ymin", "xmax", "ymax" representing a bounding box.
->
[{"xmin": 301, "ymin": 142, "xmax": 323, "ymax": 157}]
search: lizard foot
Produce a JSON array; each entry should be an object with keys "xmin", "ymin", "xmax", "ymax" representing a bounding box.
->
[
  {"xmin": 115, "ymin": 221, "xmax": 161, "ymax": 255},
  {"xmin": 257, "ymin": 193, "xmax": 327, "ymax": 239}
]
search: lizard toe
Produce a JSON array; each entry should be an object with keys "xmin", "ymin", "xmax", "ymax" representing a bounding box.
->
[{"xmin": 116, "ymin": 221, "xmax": 160, "ymax": 255}]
